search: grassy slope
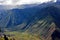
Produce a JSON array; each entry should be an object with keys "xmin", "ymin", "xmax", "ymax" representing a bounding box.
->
[{"xmin": 3, "ymin": 31, "xmax": 42, "ymax": 40}]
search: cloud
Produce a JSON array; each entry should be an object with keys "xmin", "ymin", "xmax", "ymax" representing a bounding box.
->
[{"xmin": 0, "ymin": 0, "xmax": 57, "ymax": 5}]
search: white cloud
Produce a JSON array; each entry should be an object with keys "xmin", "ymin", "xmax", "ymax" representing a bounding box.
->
[{"xmin": 0, "ymin": 0, "xmax": 57, "ymax": 5}]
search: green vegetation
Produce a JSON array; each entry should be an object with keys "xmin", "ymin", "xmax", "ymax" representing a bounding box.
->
[{"xmin": 0, "ymin": 31, "xmax": 42, "ymax": 40}]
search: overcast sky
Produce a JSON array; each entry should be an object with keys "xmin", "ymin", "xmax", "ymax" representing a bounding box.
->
[{"xmin": 0, "ymin": 0, "xmax": 57, "ymax": 5}]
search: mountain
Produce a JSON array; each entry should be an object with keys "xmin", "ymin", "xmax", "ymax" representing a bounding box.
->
[
  {"xmin": 0, "ymin": 1, "xmax": 60, "ymax": 33},
  {"xmin": 0, "ymin": 2, "xmax": 60, "ymax": 40},
  {"xmin": 47, "ymin": 6, "xmax": 60, "ymax": 28},
  {"xmin": 6, "ymin": 6, "xmax": 53, "ymax": 30}
]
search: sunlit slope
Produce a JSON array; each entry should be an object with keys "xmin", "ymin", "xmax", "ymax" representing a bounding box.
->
[
  {"xmin": 0, "ymin": 32, "xmax": 41, "ymax": 40},
  {"xmin": 4, "ymin": 31, "xmax": 41, "ymax": 40}
]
